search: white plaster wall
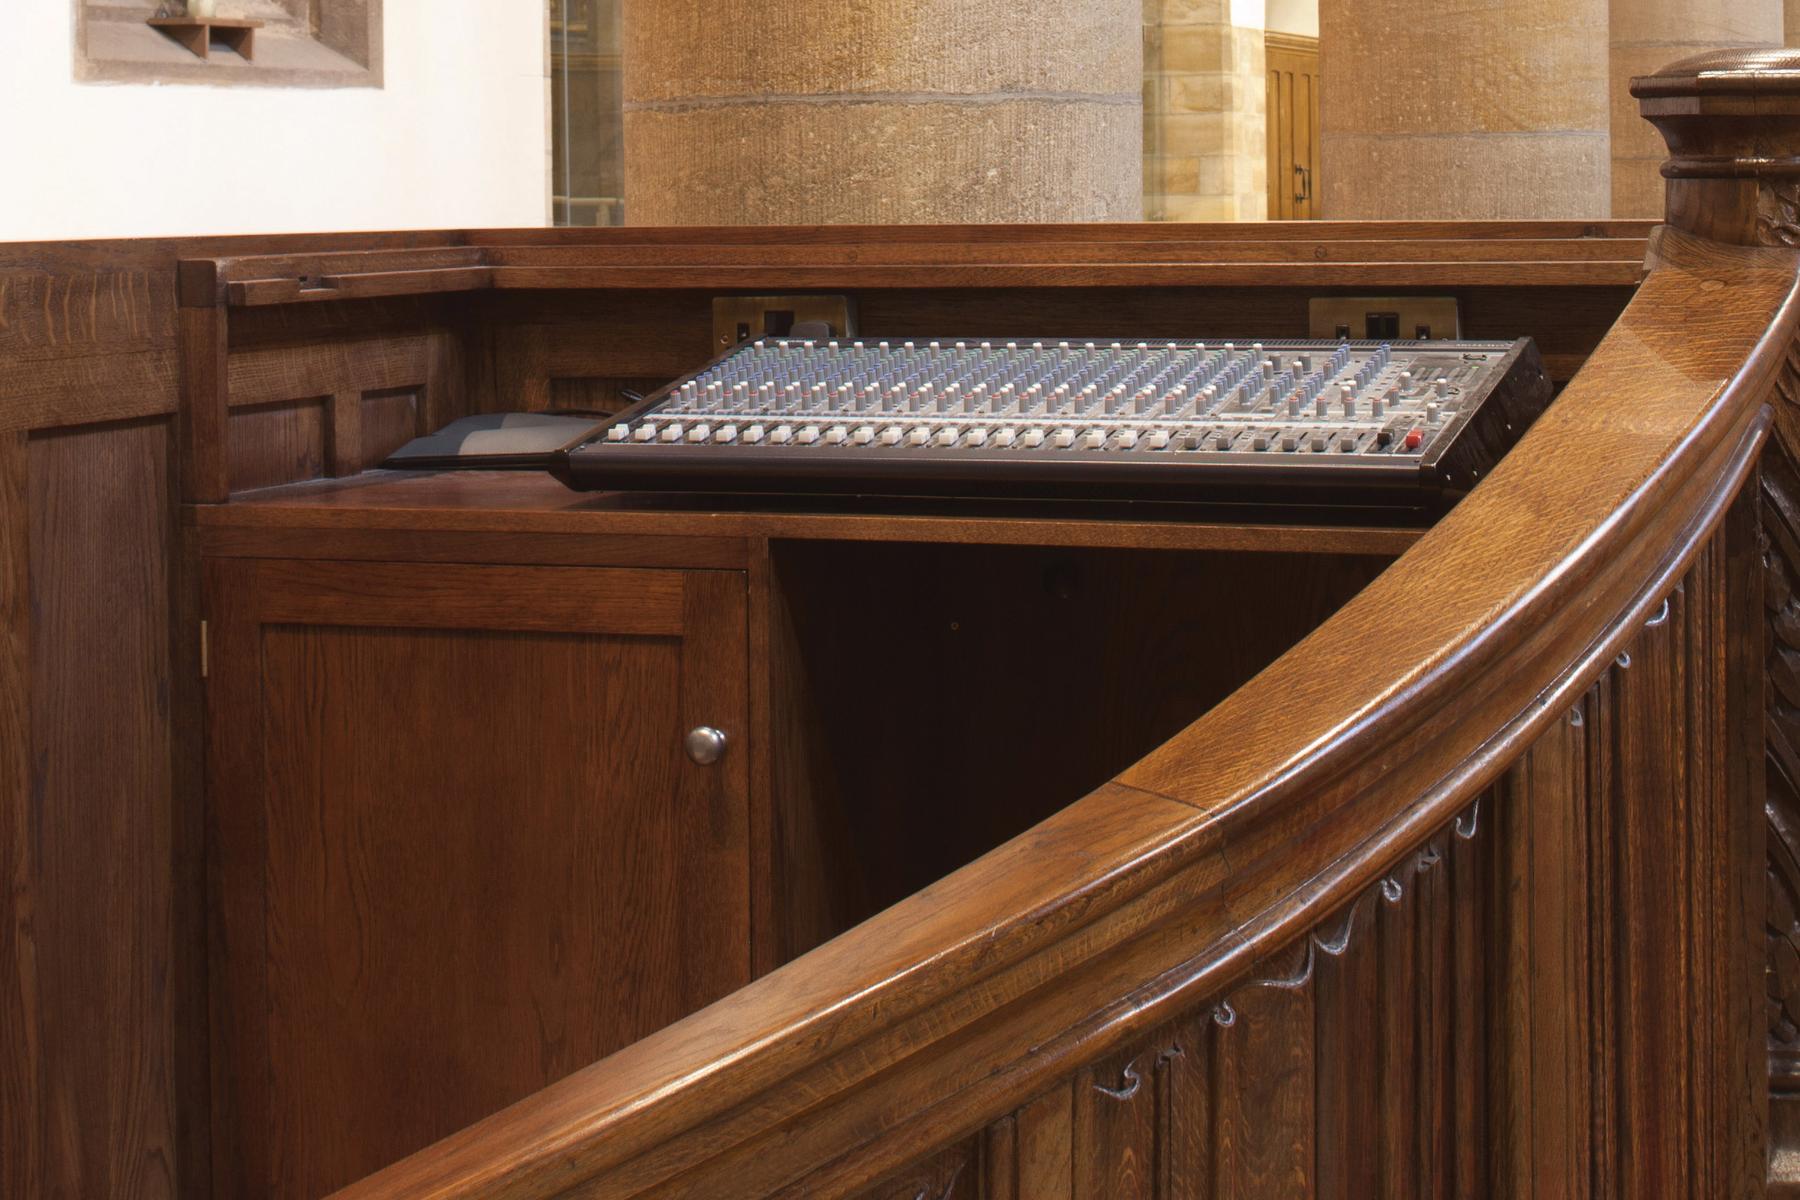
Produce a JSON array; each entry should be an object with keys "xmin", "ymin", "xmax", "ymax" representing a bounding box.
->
[
  {"xmin": 1228, "ymin": 0, "xmax": 1265, "ymax": 29},
  {"xmin": 1265, "ymin": 0, "xmax": 1317, "ymax": 37},
  {"xmin": 0, "ymin": 0, "xmax": 549, "ymax": 241}
]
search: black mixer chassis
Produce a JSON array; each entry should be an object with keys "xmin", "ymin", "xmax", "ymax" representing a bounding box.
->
[{"xmin": 557, "ymin": 337, "xmax": 1553, "ymax": 511}]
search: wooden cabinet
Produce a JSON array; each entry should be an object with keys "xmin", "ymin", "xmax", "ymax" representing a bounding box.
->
[{"xmin": 202, "ymin": 557, "xmax": 750, "ymax": 1199}]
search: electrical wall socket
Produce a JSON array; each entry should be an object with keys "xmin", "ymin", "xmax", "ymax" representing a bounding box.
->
[
  {"xmin": 1307, "ymin": 296, "xmax": 1461, "ymax": 341},
  {"xmin": 712, "ymin": 295, "xmax": 856, "ymax": 350}
]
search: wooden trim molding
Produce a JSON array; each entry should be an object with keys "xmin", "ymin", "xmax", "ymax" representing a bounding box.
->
[
  {"xmin": 0, "ymin": 431, "xmax": 37, "ymax": 1197},
  {"xmin": 1263, "ymin": 30, "xmax": 1318, "ymax": 57}
]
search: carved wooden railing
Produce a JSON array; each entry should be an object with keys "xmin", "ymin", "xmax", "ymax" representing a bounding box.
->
[
  {"xmin": 330, "ymin": 54, "xmax": 1800, "ymax": 1199},
  {"xmin": 1634, "ymin": 48, "xmax": 1800, "ymax": 1192}
]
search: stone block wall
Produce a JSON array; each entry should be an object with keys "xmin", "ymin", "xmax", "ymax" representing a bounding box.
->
[{"xmin": 1143, "ymin": 0, "xmax": 1267, "ymax": 222}]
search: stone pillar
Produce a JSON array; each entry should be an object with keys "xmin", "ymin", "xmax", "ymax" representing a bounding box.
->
[
  {"xmin": 1142, "ymin": 0, "xmax": 1266, "ymax": 222},
  {"xmin": 1610, "ymin": 0, "xmax": 1781, "ymax": 218},
  {"xmin": 1318, "ymin": 0, "xmax": 1610, "ymax": 219},
  {"xmin": 620, "ymin": 0, "xmax": 1143, "ymax": 225}
]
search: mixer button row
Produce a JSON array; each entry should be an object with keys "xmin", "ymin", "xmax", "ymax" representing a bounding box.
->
[{"xmin": 608, "ymin": 419, "xmax": 1431, "ymax": 456}]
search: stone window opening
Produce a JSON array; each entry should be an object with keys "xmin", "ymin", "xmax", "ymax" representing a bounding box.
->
[{"xmin": 77, "ymin": 0, "xmax": 383, "ymax": 87}]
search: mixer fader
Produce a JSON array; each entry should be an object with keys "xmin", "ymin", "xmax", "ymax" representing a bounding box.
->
[{"xmin": 561, "ymin": 336, "xmax": 1552, "ymax": 509}]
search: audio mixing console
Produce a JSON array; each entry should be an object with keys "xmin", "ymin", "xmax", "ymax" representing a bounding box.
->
[{"xmin": 560, "ymin": 336, "xmax": 1552, "ymax": 509}]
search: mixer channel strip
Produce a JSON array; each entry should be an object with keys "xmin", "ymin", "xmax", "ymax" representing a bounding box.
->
[{"xmin": 559, "ymin": 337, "xmax": 1553, "ymax": 508}]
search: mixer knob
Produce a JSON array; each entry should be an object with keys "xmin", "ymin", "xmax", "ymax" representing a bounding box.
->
[
  {"xmin": 907, "ymin": 428, "xmax": 931, "ymax": 446},
  {"xmin": 878, "ymin": 426, "xmax": 902, "ymax": 446},
  {"xmin": 993, "ymin": 428, "xmax": 1017, "ymax": 447},
  {"xmin": 1082, "ymin": 430, "xmax": 1106, "ymax": 449},
  {"xmin": 1215, "ymin": 433, "xmax": 1235, "ymax": 451},
  {"xmin": 851, "ymin": 425, "xmax": 875, "ymax": 445},
  {"xmin": 607, "ymin": 425, "xmax": 629, "ymax": 442},
  {"xmin": 1311, "ymin": 434, "xmax": 1328, "ymax": 452},
  {"xmin": 1315, "ymin": 397, "xmax": 1329, "ymax": 417},
  {"xmin": 1371, "ymin": 397, "xmax": 1386, "ymax": 419},
  {"xmin": 936, "ymin": 428, "xmax": 958, "ymax": 446},
  {"xmin": 744, "ymin": 424, "xmax": 766, "ymax": 443},
  {"xmin": 1145, "ymin": 430, "xmax": 1171, "ymax": 450},
  {"xmin": 965, "ymin": 428, "xmax": 990, "ymax": 447},
  {"xmin": 1281, "ymin": 433, "xmax": 1299, "ymax": 451},
  {"xmin": 687, "ymin": 424, "xmax": 711, "ymax": 443},
  {"xmin": 1053, "ymin": 429, "xmax": 1077, "ymax": 448},
  {"xmin": 633, "ymin": 424, "xmax": 657, "ymax": 442},
  {"xmin": 1426, "ymin": 403, "xmax": 1441, "ymax": 422},
  {"xmin": 1116, "ymin": 430, "xmax": 1139, "ymax": 449},
  {"xmin": 717, "ymin": 425, "xmax": 738, "ymax": 443},
  {"xmin": 660, "ymin": 425, "xmax": 683, "ymax": 443},
  {"xmin": 797, "ymin": 425, "xmax": 821, "ymax": 445},
  {"xmin": 1020, "ymin": 428, "xmax": 1047, "ymax": 448},
  {"xmin": 825, "ymin": 425, "xmax": 848, "ymax": 445}
]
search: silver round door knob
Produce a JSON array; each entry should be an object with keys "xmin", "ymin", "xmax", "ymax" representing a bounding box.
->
[{"xmin": 684, "ymin": 726, "xmax": 729, "ymax": 766}]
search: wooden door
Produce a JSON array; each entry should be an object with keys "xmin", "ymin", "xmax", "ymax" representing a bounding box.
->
[
  {"xmin": 202, "ymin": 559, "xmax": 750, "ymax": 1199},
  {"xmin": 1266, "ymin": 33, "xmax": 1321, "ymax": 220}
]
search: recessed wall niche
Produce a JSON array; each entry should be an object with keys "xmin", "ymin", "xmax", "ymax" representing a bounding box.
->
[{"xmin": 77, "ymin": 0, "xmax": 383, "ymax": 88}]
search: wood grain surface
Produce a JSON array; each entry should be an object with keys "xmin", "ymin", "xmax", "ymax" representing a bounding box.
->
[
  {"xmin": 204, "ymin": 559, "xmax": 751, "ymax": 1198},
  {"xmin": 0, "ymin": 186, "xmax": 1780, "ymax": 1200},
  {"xmin": 321, "ymin": 226, "xmax": 1790, "ymax": 1198}
]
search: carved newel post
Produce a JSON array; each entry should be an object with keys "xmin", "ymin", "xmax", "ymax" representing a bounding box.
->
[
  {"xmin": 1633, "ymin": 50, "xmax": 1800, "ymax": 247},
  {"xmin": 1635, "ymin": 49, "xmax": 1800, "ymax": 1176}
]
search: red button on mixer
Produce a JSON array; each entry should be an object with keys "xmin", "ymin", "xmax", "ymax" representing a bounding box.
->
[{"xmin": 1403, "ymin": 428, "xmax": 1424, "ymax": 450}]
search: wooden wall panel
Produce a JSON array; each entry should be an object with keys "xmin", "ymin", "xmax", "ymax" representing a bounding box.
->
[
  {"xmin": 0, "ymin": 259, "xmax": 172, "ymax": 365},
  {"xmin": 26, "ymin": 419, "xmax": 180, "ymax": 1197},
  {"xmin": 359, "ymin": 390, "xmax": 422, "ymax": 470},
  {"xmin": 227, "ymin": 399, "xmax": 328, "ymax": 494}
]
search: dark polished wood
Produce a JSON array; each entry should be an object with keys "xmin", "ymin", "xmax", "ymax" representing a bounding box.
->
[
  {"xmin": 0, "ymin": 86, "xmax": 1784, "ymax": 1200},
  {"xmin": 203, "ymin": 559, "xmax": 751, "ymax": 1198},
  {"xmin": 1631, "ymin": 50, "xmax": 1800, "ymax": 1194},
  {"xmin": 323, "ymin": 221, "xmax": 1786, "ymax": 1200}
]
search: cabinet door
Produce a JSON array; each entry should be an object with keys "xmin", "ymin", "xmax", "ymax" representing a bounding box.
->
[{"xmin": 203, "ymin": 559, "xmax": 749, "ymax": 1199}]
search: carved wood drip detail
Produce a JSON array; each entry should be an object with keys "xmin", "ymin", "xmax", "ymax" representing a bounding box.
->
[
  {"xmin": 862, "ymin": 795, "xmax": 1493, "ymax": 1199},
  {"xmin": 1766, "ymin": 336, "xmax": 1800, "ymax": 1103},
  {"xmin": 1762, "ymin": 428, "xmax": 1800, "ymax": 1089},
  {"xmin": 908, "ymin": 1161, "xmax": 963, "ymax": 1200},
  {"xmin": 1759, "ymin": 185, "xmax": 1800, "ymax": 250},
  {"xmin": 863, "ymin": 512, "xmax": 1759, "ymax": 1197}
]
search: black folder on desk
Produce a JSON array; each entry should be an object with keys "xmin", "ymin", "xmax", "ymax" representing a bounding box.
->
[{"xmin": 382, "ymin": 412, "xmax": 605, "ymax": 471}]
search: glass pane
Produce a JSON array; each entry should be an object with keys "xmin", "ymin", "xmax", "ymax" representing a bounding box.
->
[{"xmin": 549, "ymin": 0, "xmax": 624, "ymax": 227}]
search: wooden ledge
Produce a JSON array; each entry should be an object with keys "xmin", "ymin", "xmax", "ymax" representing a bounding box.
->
[{"xmin": 173, "ymin": 221, "xmax": 1654, "ymax": 307}]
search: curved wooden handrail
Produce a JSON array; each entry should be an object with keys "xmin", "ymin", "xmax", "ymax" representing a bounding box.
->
[{"xmin": 333, "ymin": 58, "xmax": 1800, "ymax": 1200}]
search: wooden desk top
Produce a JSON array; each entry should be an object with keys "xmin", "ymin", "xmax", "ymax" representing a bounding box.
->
[{"xmin": 191, "ymin": 469, "xmax": 1427, "ymax": 560}]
